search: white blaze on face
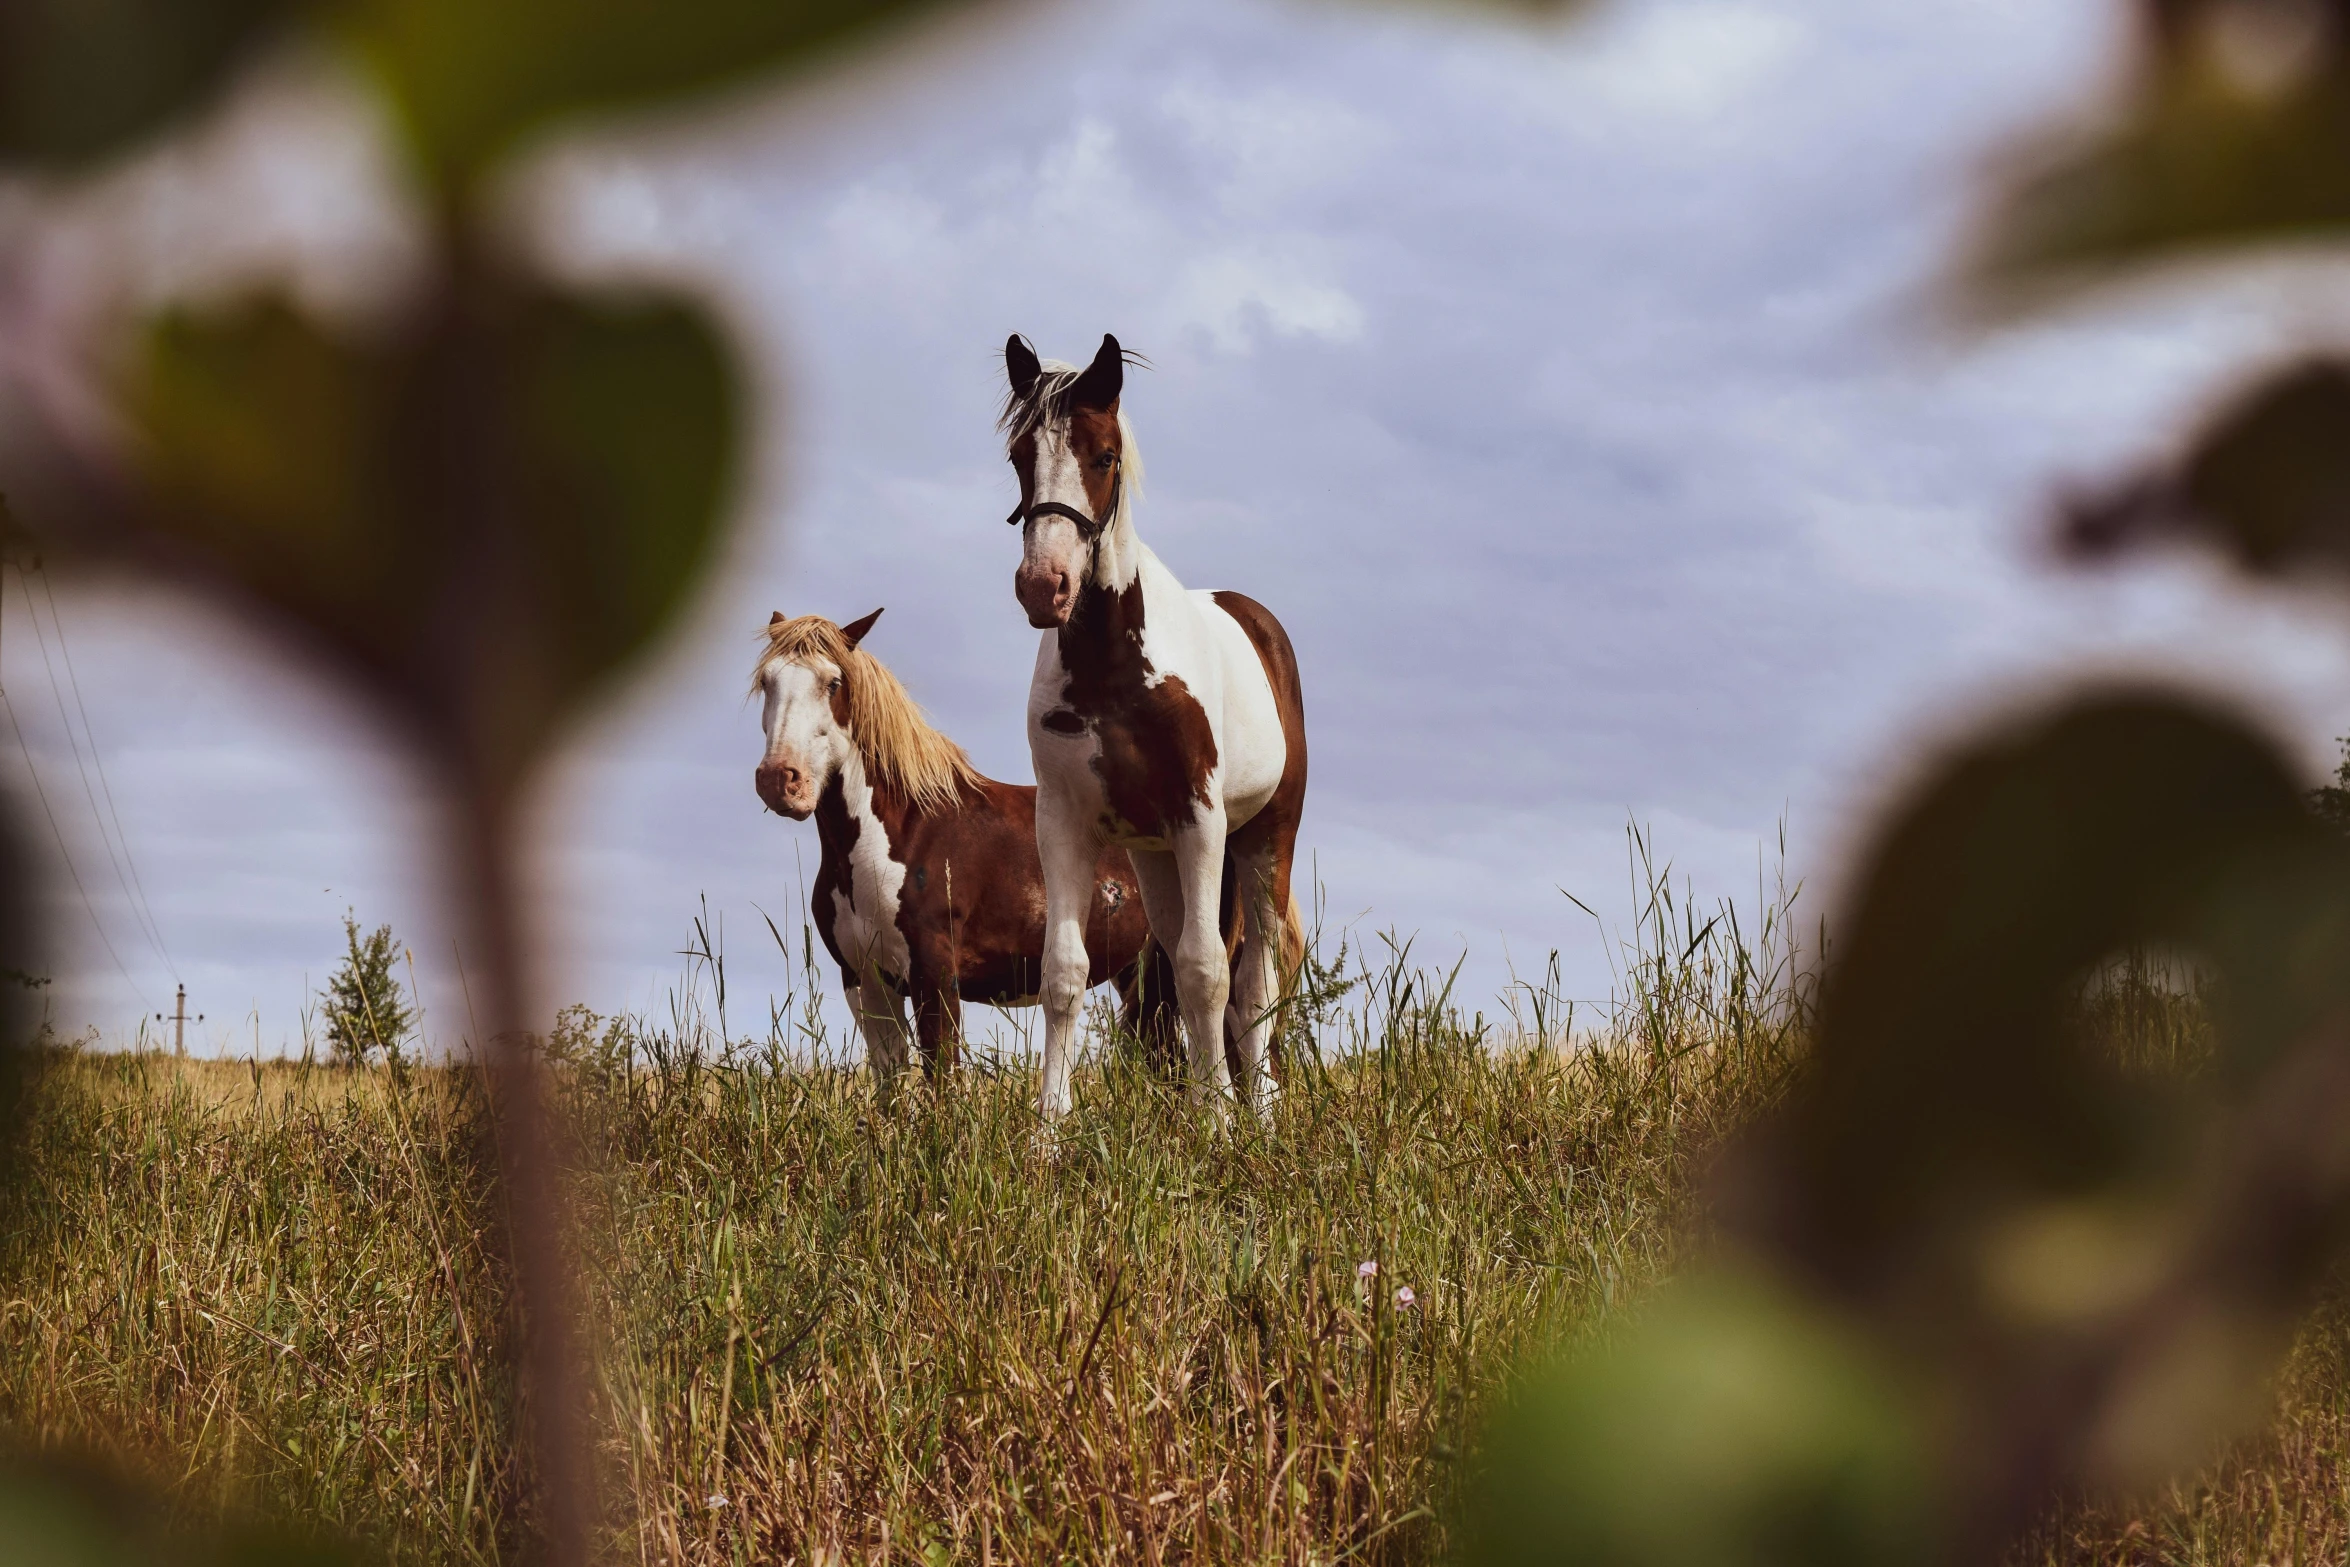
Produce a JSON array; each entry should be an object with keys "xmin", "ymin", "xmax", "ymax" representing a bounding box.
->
[
  {"xmin": 1015, "ymin": 418, "xmax": 1102, "ymax": 627},
  {"xmin": 754, "ymin": 654, "xmax": 912, "ymax": 987},
  {"xmin": 755, "ymin": 658, "xmax": 851, "ymax": 820}
]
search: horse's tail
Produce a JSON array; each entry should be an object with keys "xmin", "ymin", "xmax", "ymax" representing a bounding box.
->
[{"xmin": 1251, "ymin": 892, "xmax": 1307, "ymax": 1085}]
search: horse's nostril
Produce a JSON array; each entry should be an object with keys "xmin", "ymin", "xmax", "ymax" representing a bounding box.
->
[{"xmin": 756, "ymin": 762, "xmax": 803, "ymax": 807}]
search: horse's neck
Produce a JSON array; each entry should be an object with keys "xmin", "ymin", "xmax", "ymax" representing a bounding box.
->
[
  {"xmin": 1087, "ymin": 516, "xmax": 1157, "ymax": 598},
  {"xmin": 1061, "ymin": 543, "xmax": 1174, "ymax": 676},
  {"xmin": 813, "ymin": 749, "xmax": 916, "ymax": 859}
]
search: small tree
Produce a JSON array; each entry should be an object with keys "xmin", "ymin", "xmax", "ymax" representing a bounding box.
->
[{"xmin": 323, "ymin": 914, "xmax": 413, "ymax": 1066}]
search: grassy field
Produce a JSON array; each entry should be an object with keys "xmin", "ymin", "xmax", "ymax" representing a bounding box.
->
[{"xmin": 0, "ymin": 869, "xmax": 2345, "ymax": 1565}]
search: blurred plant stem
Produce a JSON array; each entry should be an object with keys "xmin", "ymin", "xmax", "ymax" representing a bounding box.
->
[{"xmin": 448, "ymin": 779, "xmax": 589, "ymax": 1566}]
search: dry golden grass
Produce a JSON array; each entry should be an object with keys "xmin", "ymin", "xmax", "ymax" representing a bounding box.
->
[{"xmin": 2, "ymin": 892, "xmax": 2342, "ymax": 1564}]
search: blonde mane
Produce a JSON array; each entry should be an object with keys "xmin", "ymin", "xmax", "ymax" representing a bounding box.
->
[{"xmin": 752, "ymin": 615, "xmax": 983, "ymax": 815}]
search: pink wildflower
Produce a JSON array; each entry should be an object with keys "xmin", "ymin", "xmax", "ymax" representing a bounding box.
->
[
  {"xmin": 1356, "ymin": 1259, "xmax": 1379, "ymax": 1280},
  {"xmin": 1395, "ymin": 1286, "xmax": 1417, "ymax": 1309}
]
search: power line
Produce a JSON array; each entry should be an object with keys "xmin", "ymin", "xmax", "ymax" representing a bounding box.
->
[
  {"xmin": 0, "ymin": 673, "xmax": 151, "ymax": 1011},
  {"xmin": 26, "ymin": 566, "xmax": 177, "ymax": 978},
  {"xmin": 10, "ymin": 566, "xmax": 173, "ymax": 980}
]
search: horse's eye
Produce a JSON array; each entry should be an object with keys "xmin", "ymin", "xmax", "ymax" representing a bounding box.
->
[
  {"xmin": 1096, "ymin": 451, "xmax": 1117, "ymax": 469},
  {"xmin": 828, "ymin": 678, "xmax": 841, "ymax": 694}
]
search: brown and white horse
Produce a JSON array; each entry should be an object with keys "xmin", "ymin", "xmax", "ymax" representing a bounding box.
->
[
  {"xmin": 751, "ymin": 609, "xmax": 1172, "ymax": 1077},
  {"xmin": 1002, "ymin": 334, "xmax": 1309, "ymax": 1123}
]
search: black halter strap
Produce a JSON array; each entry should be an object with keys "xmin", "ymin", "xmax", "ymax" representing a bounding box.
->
[{"xmin": 1006, "ymin": 465, "xmax": 1122, "ymax": 538}]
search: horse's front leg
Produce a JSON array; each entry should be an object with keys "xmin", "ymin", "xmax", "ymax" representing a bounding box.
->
[
  {"xmin": 912, "ymin": 979, "xmax": 963, "ymax": 1077},
  {"xmin": 1036, "ymin": 793, "xmax": 1103, "ymax": 1122},
  {"xmin": 1130, "ymin": 822, "xmax": 1234, "ymax": 1120},
  {"xmin": 847, "ymin": 973, "xmax": 912, "ymax": 1092}
]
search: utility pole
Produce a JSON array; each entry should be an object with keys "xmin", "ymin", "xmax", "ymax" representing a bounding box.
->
[{"xmin": 156, "ymin": 985, "xmax": 201, "ymax": 1056}]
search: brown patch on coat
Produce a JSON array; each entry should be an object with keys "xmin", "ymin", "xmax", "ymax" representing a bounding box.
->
[
  {"xmin": 1213, "ymin": 590, "xmax": 1308, "ymax": 862},
  {"xmin": 1053, "ymin": 575, "xmax": 1217, "ymax": 841},
  {"xmin": 807, "ymin": 766, "xmax": 1162, "ymax": 1074},
  {"xmin": 1007, "ymin": 430, "xmax": 1036, "ymax": 519},
  {"xmin": 1068, "ymin": 404, "xmax": 1122, "ymax": 522}
]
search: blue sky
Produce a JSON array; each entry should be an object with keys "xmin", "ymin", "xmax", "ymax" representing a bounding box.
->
[{"xmin": 7, "ymin": 0, "xmax": 2350, "ymax": 1053}]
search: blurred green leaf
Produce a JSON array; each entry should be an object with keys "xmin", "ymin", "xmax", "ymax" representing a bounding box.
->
[
  {"xmin": 1464, "ymin": 1270, "xmax": 1934, "ymax": 1567},
  {"xmin": 343, "ymin": 0, "xmax": 988, "ymax": 188},
  {"xmin": 1973, "ymin": 10, "xmax": 2350, "ymax": 291},
  {"xmin": 0, "ymin": 1461, "xmax": 362, "ymax": 1566},
  {"xmin": 0, "ymin": 0, "xmax": 305, "ymax": 170},
  {"xmin": 1758, "ymin": 692, "xmax": 2344, "ymax": 1278},
  {"xmin": 1711, "ymin": 690, "xmax": 2350, "ymax": 1541},
  {"xmin": 2064, "ymin": 358, "xmax": 2350, "ymax": 574},
  {"xmin": 125, "ymin": 279, "xmax": 738, "ymax": 791}
]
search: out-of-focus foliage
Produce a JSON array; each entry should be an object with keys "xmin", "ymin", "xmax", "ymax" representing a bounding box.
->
[
  {"xmin": 1468, "ymin": 9, "xmax": 2350, "ymax": 1560},
  {"xmin": 2063, "ymin": 358, "xmax": 2350, "ymax": 572},
  {"xmin": 1466, "ymin": 1271, "xmax": 1932, "ymax": 1567},
  {"xmin": 1472, "ymin": 694, "xmax": 2350, "ymax": 1567},
  {"xmin": 124, "ymin": 279, "xmax": 736, "ymax": 790},
  {"xmin": 342, "ymin": 0, "xmax": 989, "ymax": 190},
  {"xmin": 1760, "ymin": 694, "xmax": 2344, "ymax": 1258},
  {"xmin": 1739, "ymin": 694, "xmax": 2350, "ymax": 1517},
  {"xmin": 1974, "ymin": 0, "xmax": 2350, "ymax": 289},
  {"xmin": 0, "ymin": 0, "xmax": 307, "ymax": 169},
  {"xmin": 0, "ymin": 1460, "xmax": 355, "ymax": 1566}
]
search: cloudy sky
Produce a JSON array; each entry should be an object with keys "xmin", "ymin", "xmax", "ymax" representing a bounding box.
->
[{"xmin": 8, "ymin": 0, "xmax": 2350, "ymax": 1055}]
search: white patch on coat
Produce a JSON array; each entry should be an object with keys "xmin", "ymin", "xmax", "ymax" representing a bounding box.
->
[
  {"xmin": 1194, "ymin": 589, "xmax": 1286, "ymax": 827},
  {"xmin": 827, "ymin": 753, "xmax": 912, "ymax": 987},
  {"xmin": 757, "ymin": 657, "xmax": 911, "ymax": 986},
  {"xmin": 1024, "ymin": 547, "xmax": 1288, "ymax": 859}
]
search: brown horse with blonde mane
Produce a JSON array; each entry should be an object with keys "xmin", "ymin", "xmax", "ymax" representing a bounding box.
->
[{"xmin": 750, "ymin": 608, "xmax": 1181, "ymax": 1075}]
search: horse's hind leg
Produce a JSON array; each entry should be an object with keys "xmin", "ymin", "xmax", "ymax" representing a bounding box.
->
[
  {"xmin": 1117, "ymin": 936, "xmax": 1187, "ymax": 1080},
  {"xmin": 1226, "ymin": 837, "xmax": 1290, "ymax": 1122}
]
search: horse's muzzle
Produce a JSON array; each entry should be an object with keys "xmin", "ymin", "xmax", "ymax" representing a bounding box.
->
[
  {"xmin": 755, "ymin": 761, "xmax": 815, "ymax": 820},
  {"xmin": 1015, "ymin": 563, "xmax": 1072, "ymax": 628}
]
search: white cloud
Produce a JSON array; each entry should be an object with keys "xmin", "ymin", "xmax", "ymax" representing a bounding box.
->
[
  {"xmin": 1580, "ymin": 1, "xmax": 1806, "ymax": 118},
  {"xmin": 1032, "ymin": 116, "xmax": 1133, "ymax": 230},
  {"xmin": 26, "ymin": 0, "xmax": 2350, "ymax": 1045},
  {"xmin": 1158, "ymin": 80, "xmax": 1386, "ymax": 215},
  {"xmin": 1171, "ymin": 246, "xmax": 1365, "ymax": 352},
  {"xmin": 1474, "ymin": 0, "xmax": 1807, "ymax": 133}
]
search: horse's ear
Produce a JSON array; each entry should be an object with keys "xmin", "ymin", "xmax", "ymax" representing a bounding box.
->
[
  {"xmin": 769, "ymin": 610, "xmax": 787, "ymax": 626},
  {"xmin": 1070, "ymin": 333, "xmax": 1123, "ymax": 410},
  {"xmin": 840, "ymin": 607, "xmax": 884, "ymax": 648},
  {"xmin": 1005, "ymin": 335, "xmax": 1041, "ymax": 400}
]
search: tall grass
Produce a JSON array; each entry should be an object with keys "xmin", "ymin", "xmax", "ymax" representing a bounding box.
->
[
  {"xmin": 5, "ymin": 843, "xmax": 2338, "ymax": 1563},
  {"xmin": 0, "ymin": 840, "xmax": 1804, "ymax": 1564}
]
